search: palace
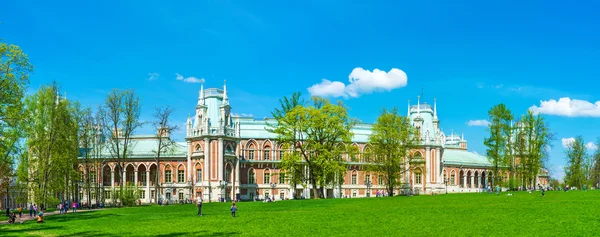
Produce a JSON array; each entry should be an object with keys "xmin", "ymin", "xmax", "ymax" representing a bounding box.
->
[{"xmin": 77, "ymin": 82, "xmax": 549, "ymax": 204}]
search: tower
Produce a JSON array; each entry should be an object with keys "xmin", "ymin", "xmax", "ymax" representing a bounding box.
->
[{"xmin": 185, "ymin": 80, "xmax": 240, "ymax": 202}]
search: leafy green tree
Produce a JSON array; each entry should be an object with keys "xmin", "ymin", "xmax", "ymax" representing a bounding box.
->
[
  {"xmin": 516, "ymin": 111, "xmax": 553, "ymax": 189},
  {"xmin": 24, "ymin": 84, "xmax": 80, "ymax": 206},
  {"xmin": 367, "ymin": 108, "xmax": 416, "ymax": 196},
  {"xmin": 590, "ymin": 138, "xmax": 600, "ymax": 188},
  {"xmin": 268, "ymin": 92, "xmax": 306, "ymax": 198},
  {"xmin": 484, "ymin": 104, "xmax": 513, "ymax": 187},
  {"xmin": 99, "ymin": 89, "xmax": 143, "ymax": 206},
  {"xmin": 0, "ymin": 40, "xmax": 33, "ymax": 200},
  {"xmin": 564, "ymin": 136, "xmax": 587, "ymax": 189},
  {"xmin": 270, "ymin": 95, "xmax": 355, "ymax": 199}
]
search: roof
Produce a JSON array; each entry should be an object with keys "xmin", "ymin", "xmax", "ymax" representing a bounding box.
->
[
  {"xmin": 443, "ymin": 149, "xmax": 492, "ymax": 167},
  {"xmin": 79, "ymin": 136, "xmax": 187, "ymax": 159}
]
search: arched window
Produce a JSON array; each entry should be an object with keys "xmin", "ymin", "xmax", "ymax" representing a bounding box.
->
[
  {"xmin": 351, "ymin": 170, "xmax": 357, "ymax": 185},
  {"xmin": 278, "ymin": 172, "xmax": 285, "ymax": 184},
  {"xmin": 450, "ymin": 170, "xmax": 456, "ymax": 185},
  {"xmin": 196, "ymin": 164, "xmax": 202, "ymax": 183},
  {"xmin": 248, "ymin": 143, "xmax": 255, "ymax": 160},
  {"xmin": 415, "ymin": 168, "xmax": 422, "ymax": 184},
  {"xmin": 195, "ymin": 144, "xmax": 202, "ymax": 152},
  {"xmin": 363, "ymin": 146, "xmax": 372, "ymax": 162},
  {"xmin": 178, "ymin": 165, "xmax": 185, "ymax": 183},
  {"xmin": 264, "ymin": 146, "xmax": 271, "ymax": 160},
  {"xmin": 264, "ymin": 169, "xmax": 271, "ymax": 184},
  {"xmin": 165, "ymin": 165, "xmax": 172, "ymax": 183},
  {"xmin": 248, "ymin": 169, "xmax": 255, "ymax": 184}
]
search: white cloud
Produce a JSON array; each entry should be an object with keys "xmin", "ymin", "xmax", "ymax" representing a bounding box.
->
[
  {"xmin": 529, "ymin": 97, "xmax": 600, "ymax": 117},
  {"xmin": 147, "ymin": 72, "xmax": 160, "ymax": 81},
  {"xmin": 307, "ymin": 67, "xmax": 408, "ymax": 98},
  {"xmin": 176, "ymin": 73, "xmax": 205, "ymax": 83},
  {"xmin": 231, "ymin": 113, "xmax": 254, "ymax": 117},
  {"xmin": 545, "ymin": 145, "xmax": 552, "ymax": 152},
  {"xmin": 562, "ymin": 137, "xmax": 575, "ymax": 148},
  {"xmin": 467, "ymin": 120, "xmax": 490, "ymax": 126},
  {"xmin": 586, "ymin": 142, "xmax": 598, "ymax": 150}
]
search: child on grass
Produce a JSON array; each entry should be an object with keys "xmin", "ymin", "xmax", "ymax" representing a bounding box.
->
[{"xmin": 230, "ymin": 202, "xmax": 238, "ymax": 217}]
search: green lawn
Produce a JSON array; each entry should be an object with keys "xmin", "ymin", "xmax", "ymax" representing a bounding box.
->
[{"xmin": 2, "ymin": 191, "xmax": 599, "ymax": 236}]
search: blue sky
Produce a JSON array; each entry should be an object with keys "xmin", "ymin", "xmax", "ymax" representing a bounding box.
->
[{"xmin": 2, "ymin": 0, "xmax": 600, "ymax": 180}]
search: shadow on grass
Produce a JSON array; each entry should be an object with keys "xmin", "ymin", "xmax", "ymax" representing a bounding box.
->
[
  {"xmin": 0, "ymin": 225, "xmax": 64, "ymax": 236},
  {"xmin": 154, "ymin": 231, "xmax": 240, "ymax": 236}
]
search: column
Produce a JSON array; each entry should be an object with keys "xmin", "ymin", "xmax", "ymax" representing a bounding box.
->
[
  {"xmin": 187, "ymin": 141, "xmax": 192, "ymax": 183},
  {"xmin": 425, "ymin": 147, "xmax": 431, "ymax": 185},
  {"xmin": 235, "ymin": 157, "xmax": 240, "ymax": 199},
  {"xmin": 485, "ymin": 173, "xmax": 488, "ymax": 188},
  {"xmin": 463, "ymin": 173, "xmax": 467, "ymax": 188},
  {"xmin": 111, "ymin": 170, "xmax": 115, "ymax": 189},
  {"xmin": 218, "ymin": 138, "xmax": 224, "ymax": 181},
  {"xmin": 146, "ymin": 170, "xmax": 150, "ymax": 203},
  {"xmin": 470, "ymin": 175, "xmax": 474, "ymax": 189},
  {"xmin": 187, "ymin": 141, "xmax": 192, "ymax": 201},
  {"xmin": 203, "ymin": 138, "xmax": 210, "ymax": 201},
  {"xmin": 436, "ymin": 148, "xmax": 441, "ymax": 184},
  {"xmin": 134, "ymin": 170, "xmax": 138, "ymax": 186}
]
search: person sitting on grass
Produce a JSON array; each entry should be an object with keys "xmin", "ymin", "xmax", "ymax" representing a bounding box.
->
[
  {"xmin": 37, "ymin": 210, "xmax": 44, "ymax": 223},
  {"xmin": 8, "ymin": 213, "xmax": 16, "ymax": 224},
  {"xmin": 230, "ymin": 202, "xmax": 238, "ymax": 218}
]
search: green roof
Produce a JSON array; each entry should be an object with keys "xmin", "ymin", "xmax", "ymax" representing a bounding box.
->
[
  {"xmin": 443, "ymin": 149, "xmax": 491, "ymax": 167},
  {"xmin": 79, "ymin": 136, "xmax": 187, "ymax": 159}
]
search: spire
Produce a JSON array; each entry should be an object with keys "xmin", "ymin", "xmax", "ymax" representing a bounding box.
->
[
  {"xmin": 407, "ymin": 100, "xmax": 410, "ymax": 116},
  {"xmin": 417, "ymin": 96, "xmax": 421, "ymax": 116},
  {"xmin": 461, "ymin": 132, "xmax": 464, "ymax": 140},
  {"xmin": 433, "ymin": 98, "xmax": 438, "ymax": 120},
  {"xmin": 187, "ymin": 114, "xmax": 192, "ymax": 125},
  {"xmin": 223, "ymin": 79, "xmax": 229, "ymax": 105},
  {"xmin": 198, "ymin": 80, "xmax": 205, "ymax": 106}
]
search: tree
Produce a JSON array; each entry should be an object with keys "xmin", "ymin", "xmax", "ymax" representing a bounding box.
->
[
  {"xmin": 0, "ymin": 40, "xmax": 33, "ymax": 199},
  {"xmin": 268, "ymin": 92, "xmax": 306, "ymax": 198},
  {"xmin": 515, "ymin": 111, "xmax": 553, "ymax": 189},
  {"xmin": 367, "ymin": 107, "xmax": 416, "ymax": 196},
  {"xmin": 24, "ymin": 84, "xmax": 79, "ymax": 206},
  {"xmin": 590, "ymin": 138, "xmax": 600, "ymax": 188},
  {"xmin": 75, "ymin": 103, "xmax": 95, "ymax": 205},
  {"xmin": 151, "ymin": 106, "xmax": 179, "ymax": 204},
  {"xmin": 99, "ymin": 89, "xmax": 143, "ymax": 205},
  {"xmin": 564, "ymin": 136, "xmax": 587, "ymax": 189},
  {"xmin": 269, "ymin": 95, "xmax": 356, "ymax": 199},
  {"xmin": 484, "ymin": 104, "xmax": 513, "ymax": 187}
]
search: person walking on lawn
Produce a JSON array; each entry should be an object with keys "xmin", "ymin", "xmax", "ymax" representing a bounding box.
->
[{"xmin": 196, "ymin": 195, "xmax": 203, "ymax": 216}]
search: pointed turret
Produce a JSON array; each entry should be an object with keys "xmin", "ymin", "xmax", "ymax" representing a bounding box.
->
[
  {"xmin": 198, "ymin": 81, "xmax": 205, "ymax": 106},
  {"xmin": 433, "ymin": 98, "xmax": 438, "ymax": 120},
  {"xmin": 407, "ymin": 100, "xmax": 410, "ymax": 116},
  {"xmin": 222, "ymin": 79, "xmax": 229, "ymax": 105},
  {"xmin": 417, "ymin": 96, "xmax": 421, "ymax": 117}
]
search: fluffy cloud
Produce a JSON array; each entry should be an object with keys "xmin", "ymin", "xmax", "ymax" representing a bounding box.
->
[
  {"xmin": 148, "ymin": 72, "xmax": 160, "ymax": 81},
  {"xmin": 586, "ymin": 142, "xmax": 598, "ymax": 150},
  {"xmin": 467, "ymin": 120, "xmax": 490, "ymax": 126},
  {"xmin": 176, "ymin": 73, "xmax": 205, "ymax": 83},
  {"xmin": 529, "ymin": 97, "xmax": 600, "ymax": 117},
  {"xmin": 561, "ymin": 137, "xmax": 576, "ymax": 148},
  {"xmin": 307, "ymin": 67, "xmax": 408, "ymax": 98}
]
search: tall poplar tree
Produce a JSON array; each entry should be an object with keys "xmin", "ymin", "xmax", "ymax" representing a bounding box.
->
[
  {"xmin": 367, "ymin": 108, "xmax": 416, "ymax": 196},
  {"xmin": 564, "ymin": 136, "xmax": 587, "ymax": 189},
  {"xmin": 590, "ymin": 138, "xmax": 600, "ymax": 188},
  {"xmin": 516, "ymin": 111, "xmax": 553, "ymax": 189},
  {"xmin": 484, "ymin": 104, "xmax": 513, "ymax": 187}
]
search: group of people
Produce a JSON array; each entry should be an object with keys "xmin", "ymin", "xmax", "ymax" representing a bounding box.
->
[
  {"xmin": 196, "ymin": 196, "xmax": 238, "ymax": 218},
  {"xmin": 58, "ymin": 201, "xmax": 79, "ymax": 215}
]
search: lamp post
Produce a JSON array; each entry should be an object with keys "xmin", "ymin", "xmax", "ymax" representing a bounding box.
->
[
  {"xmin": 366, "ymin": 181, "xmax": 372, "ymax": 198},
  {"xmin": 444, "ymin": 178, "xmax": 448, "ymax": 194},
  {"xmin": 270, "ymin": 183, "xmax": 276, "ymax": 201},
  {"xmin": 219, "ymin": 180, "xmax": 227, "ymax": 202}
]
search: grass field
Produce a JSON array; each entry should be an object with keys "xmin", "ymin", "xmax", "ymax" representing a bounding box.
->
[{"xmin": 1, "ymin": 191, "xmax": 599, "ymax": 236}]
